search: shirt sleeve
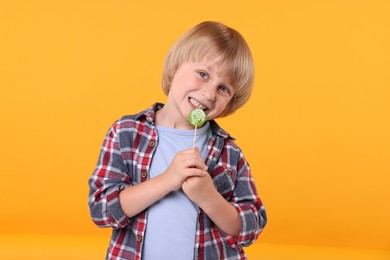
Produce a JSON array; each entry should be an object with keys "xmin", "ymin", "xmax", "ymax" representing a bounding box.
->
[
  {"xmin": 88, "ymin": 121, "xmax": 131, "ymax": 229},
  {"xmin": 228, "ymin": 151, "xmax": 267, "ymax": 248}
]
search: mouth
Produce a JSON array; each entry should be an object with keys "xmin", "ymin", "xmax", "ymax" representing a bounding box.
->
[{"xmin": 189, "ymin": 97, "xmax": 207, "ymax": 111}]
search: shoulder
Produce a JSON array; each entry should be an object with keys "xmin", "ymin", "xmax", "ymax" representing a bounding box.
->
[
  {"xmin": 209, "ymin": 120, "xmax": 240, "ymax": 150},
  {"xmin": 110, "ymin": 103, "xmax": 163, "ymax": 133},
  {"xmin": 110, "ymin": 115, "xmax": 145, "ymax": 136},
  {"xmin": 209, "ymin": 120, "xmax": 246, "ymax": 162}
]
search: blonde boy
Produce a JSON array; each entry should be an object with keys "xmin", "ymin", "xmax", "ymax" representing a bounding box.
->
[{"xmin": 88, "ymin": 21, "xmax": 266, "ymax": 260}]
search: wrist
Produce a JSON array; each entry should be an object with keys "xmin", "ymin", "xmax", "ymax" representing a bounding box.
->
[{"xmin": 158, "ymin": 171, "xmax": 177, "ymax": 192}]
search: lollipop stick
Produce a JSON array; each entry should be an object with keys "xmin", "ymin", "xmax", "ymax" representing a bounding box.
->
[{"xmin": 192, "ymin": 124, "xmax": 197, "ymax": 148}]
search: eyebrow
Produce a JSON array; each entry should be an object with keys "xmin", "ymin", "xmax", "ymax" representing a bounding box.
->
[{"xmin": 193, "ymin": 60, "xmax": 233, "ymax": 86}]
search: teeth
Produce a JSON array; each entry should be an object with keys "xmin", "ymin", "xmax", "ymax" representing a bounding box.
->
[{"xmin": 190, "ymin": 98, "xmax": 206, "ymax": 110}]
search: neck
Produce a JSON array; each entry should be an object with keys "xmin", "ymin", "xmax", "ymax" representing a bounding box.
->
[{"xmin": 155, "ymin": 107, "xmax": 193, "ymax": 130}]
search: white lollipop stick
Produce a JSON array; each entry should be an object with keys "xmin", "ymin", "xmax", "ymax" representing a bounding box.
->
[{"xmin": 192, "ymin": 124, "xmax": 197, "ymax": 148}]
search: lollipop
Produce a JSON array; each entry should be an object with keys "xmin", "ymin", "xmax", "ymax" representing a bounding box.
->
[
  {"xmin": 189, "ymin": 108, "xmax": 206, "ymax": 148},
  {"xmin": 189, "ymin": 108, "xmax": 206, "ymax": 127}
]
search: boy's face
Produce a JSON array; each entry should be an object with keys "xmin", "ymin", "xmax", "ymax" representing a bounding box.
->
[{"xmin": 166, "ymin": 56, "xmax": 234, "ymax": 128}]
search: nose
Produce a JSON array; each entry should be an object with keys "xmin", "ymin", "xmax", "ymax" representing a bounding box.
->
[{"xmin": 201, "ymin": 84, "xmax": 216, "ymax": 102}]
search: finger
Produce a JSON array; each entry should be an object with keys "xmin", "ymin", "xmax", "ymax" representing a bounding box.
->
[
  {"xmin": 183, "ymin": 157, "xmax": 208, "ymax": 171},
  {"xmin": 186, "ymin": 168, "xmax": 206, "ymax": 177},
  {"xmin": 178, "ymin": 147, "xmax": 201, "ymax": 156},
  {"xmin": 176, "ymin": 150, "xmax": 204, "ymax": 163},
  {"xmin": 179, "ymin": 147, "xmax": 197, "ymax": 154}
]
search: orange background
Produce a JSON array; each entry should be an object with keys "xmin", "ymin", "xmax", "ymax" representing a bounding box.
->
[{"xmin": 1, "ymin": 0, "xmax": 389, "ymax": 259}]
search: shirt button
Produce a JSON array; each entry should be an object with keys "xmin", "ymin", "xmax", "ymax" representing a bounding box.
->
[
  {"xmin": 149, "ymin": 141, "xmax": 155, "ymax": 147},
  {"xmin": 137, "ymin": 235, "xmax": 142, "ymax": 242},
  {"xmin": 141, "ymin": 172, "xmax": 147, "ymax": 178},
  {"xmin": 225, "ymin": 168, "xmax": 232, "ymax": 175}
]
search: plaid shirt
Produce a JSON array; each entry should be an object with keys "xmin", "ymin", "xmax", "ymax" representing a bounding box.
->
[{"xmin": 88, "ymin": 103, "xmax": 267, "ymax": 260}]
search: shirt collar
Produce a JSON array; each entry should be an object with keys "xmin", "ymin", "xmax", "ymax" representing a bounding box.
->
[
  {"xmin": 209, "ymin": 120, "xmax": 234, "ymax": 140},
  {"xmin": 134, "ymin": 102, "xmax": 164, "ymax": 123},
  {"xmin": 136, "ymin": 103, "xmax": 234, "ymax": 140}
]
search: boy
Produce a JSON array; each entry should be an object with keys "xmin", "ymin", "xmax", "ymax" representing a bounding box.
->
[{"xmin": 88, "ymin": 21, "xmax": 267, "ymax": 260}]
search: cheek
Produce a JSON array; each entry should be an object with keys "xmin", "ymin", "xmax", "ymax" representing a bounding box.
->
[
  {"xmin": 211, "ymin": 99, "xmax": 230, "ymax": 116},
  {"xmin": 216, "ymin": 97, "xmax": 233, "ymax": 114},
  {"xmin": 220, "ymin": 96, "xmax": 233, "ymax": 108}
]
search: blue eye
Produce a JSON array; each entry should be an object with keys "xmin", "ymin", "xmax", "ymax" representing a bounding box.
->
[
  {"xmin": 199, "ymin": 71, "xmax": 208, "ymax": 79},
  {"xmin": 219, "ymin": 85, "xmax": 229, "ymax": 93}
]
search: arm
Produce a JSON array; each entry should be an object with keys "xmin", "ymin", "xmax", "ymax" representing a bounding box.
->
[
  {"xmin": 89, "ymin": 123, "xmax": 207, "ymax": 227},
  {"xmin": 183, "ymin": 150, "xmax": 267, "ymax": 246},
  {"xmin": 182, "ymin": 173, "xmax": 241, "ymax": 237},
  {"xmin": 88, "ymin": 122, "xmax": 130, "ymax": 228},
  {"xmin": 228, "ymin": 152, "xmax": 267, "ymax": 246}
]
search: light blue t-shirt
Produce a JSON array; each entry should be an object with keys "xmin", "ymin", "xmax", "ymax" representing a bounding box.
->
[{"xmin": 143, "ymin": 122, "xmax": 211, "ymax": 260}]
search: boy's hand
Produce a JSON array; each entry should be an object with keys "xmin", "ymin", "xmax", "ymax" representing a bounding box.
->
[
  {"xmin": 182, "ymin": 170, "xmax": 217, "ymax": 207},
  {"xmin": 163, "ymin": 147, "xmax": 207, "ymax": 191}
]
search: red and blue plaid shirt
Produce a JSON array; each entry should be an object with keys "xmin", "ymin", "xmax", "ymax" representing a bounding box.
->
[{"xmin": 88, "ymin": 103, "xmax": 267, "ymax": 260}]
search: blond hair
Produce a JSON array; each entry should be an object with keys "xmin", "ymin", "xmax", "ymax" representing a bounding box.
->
[{"xmin": 162, "ymin": 21, "xmax": 254, "ymax": 117}]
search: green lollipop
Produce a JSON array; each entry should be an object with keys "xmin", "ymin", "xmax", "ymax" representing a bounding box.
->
[
  {"xmin": 189, "ymin": 108, "xmax": 206, "ymax": 127},
  {"xmin": 189, "ymin": 109, "xmax": 206, "ymax": 148}
]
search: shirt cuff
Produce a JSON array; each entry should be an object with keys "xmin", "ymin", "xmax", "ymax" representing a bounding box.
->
[{"xmin": 106, "ymin": 184, "xmax": 131, "ymax": 228}]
